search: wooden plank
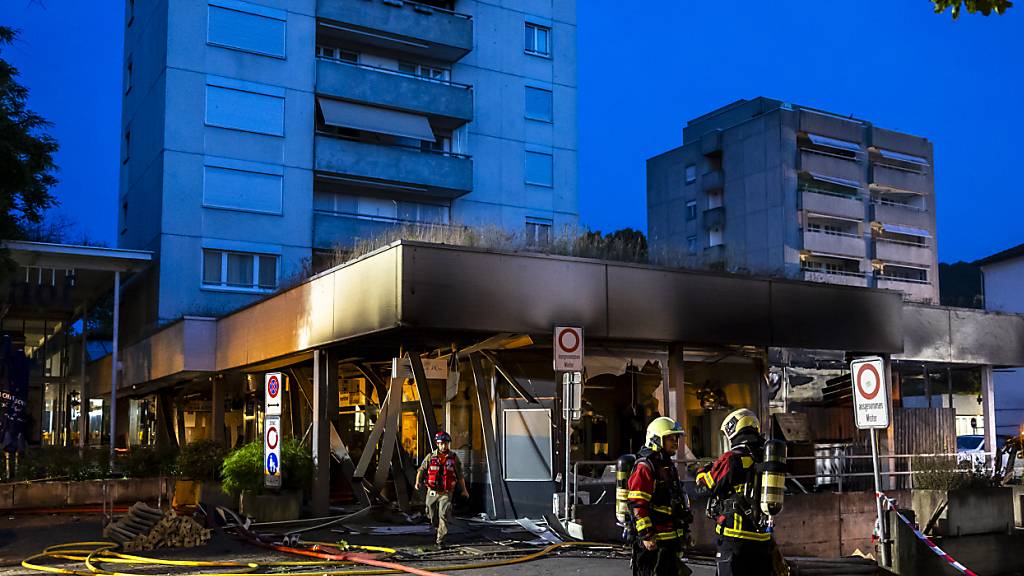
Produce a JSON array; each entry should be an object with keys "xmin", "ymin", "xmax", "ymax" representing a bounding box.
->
[
  {"xmin": 470, "ymin": 354, "xmax": 507, "ymax": 519},
  {"xmin": 408, "ymin": 353, "xmax": 439, "ymax": 440}
]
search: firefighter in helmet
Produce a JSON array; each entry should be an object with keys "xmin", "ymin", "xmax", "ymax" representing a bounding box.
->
[
  {"xmin": 695, "ymin": 408, "xmax": 773, "ymax": 576},
  {"xmin": 415, "ymin": 430, "xmax": 469, "ymax": 547},
  {"xmin": 626, "ymin": 416, "xmax": 694, "ymax": 576}
]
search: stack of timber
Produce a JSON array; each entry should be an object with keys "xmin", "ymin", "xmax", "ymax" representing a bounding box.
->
[{"xmin": 102, "ymin": 502, "xmax": 212, "ymax": 551}]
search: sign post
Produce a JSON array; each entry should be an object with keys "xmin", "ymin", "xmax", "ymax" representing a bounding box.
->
[
  {"xmin": 554, "ymin": 326, "xmax": 583, "ymax": 519},
  {"xmin": 851, "ymin": 356, "xmax": 891, "ymax": 567},
  {"xmin": 264, "ymin": 373, "xmax": 283, "ymax": 490}
]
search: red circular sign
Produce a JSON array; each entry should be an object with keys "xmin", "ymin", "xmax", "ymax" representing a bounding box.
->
[
  {"xmin": 267, "ymin": 375, "xmax": 280, "ymax": 399},
  {"xmin": 856, "ymin": 363, "xmax": 882, "ymax": 400},
  {"xmin": 558, "ymin": 328, "xmax": 580, "ymax": 353},
  {"xmin": 266, "ymin": 426, "xmax": 279, "ymax": 450}
]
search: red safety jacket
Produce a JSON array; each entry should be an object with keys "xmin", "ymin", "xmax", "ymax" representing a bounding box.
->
[
  {"xmin": 626, "ymin": 448, "xmax": 689, "ymax": 543},
  {"xmin": 426, "ymin": 450, "xmax": 458, "ymax": 492}
]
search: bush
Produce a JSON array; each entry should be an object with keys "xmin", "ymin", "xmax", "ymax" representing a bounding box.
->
[
  {"xmin": 913, "ymin": 456, "xmax": 993, "ymax": 490},
  {"xmin": 176, "ymin": 440, "xmax": 228, "ymax": 482},
  {"xmin": 10, "ymin": 447, "xmax": 112, "ymax": 481},
  {"xmin": 221, "ymin": 439, "xmax": 312, "ymax": 495},
  {"xmin": 119, "ymin": 445, "xmax": 177, "ymax": 478}
]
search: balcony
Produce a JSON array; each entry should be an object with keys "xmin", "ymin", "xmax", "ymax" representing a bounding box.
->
[
  {"xmin": 800, "ymin": 150, "xmax": 862, "ymax": 183},
  {"xmin": 803, "ymin": 230, "xmax": 866, "ymax": 259},
  {"xmin": 871, "ymin": 127, "xmax": 931, "ymax": 160},
  {"xmin": 313, "ymin": 211, "xmax": 455, "ymax": 249},
  {"xmin": 703, "ymin": 206, "xmax": 725, "ymax": 229},
  {"xmin": 876, "ymin": 277, "xmax": 935, "ymax": 303},
  {"xmin": 704, "ymin": 244, "xmax": 727, "ymax": 268},
  {"xmin": 874, "ymin": 238, "xmax": 933, "ymax": 267},
  {"xmin": 872, "ymin": 164, "xmax": 929, "ymax": 194},
  {"xmin": 702, "ymin": 169, "xmax": 724, "ymax": 192},
  {"xmin": 799, "ymin": 109, "xmax": 863, "ymax": 143},
  {"xmin": 801, "ymin": 189, "xmax": 864, "ymax": 221},
  {"xmin": 801, "ymin": 268, "xmax": 868, "ymax": 287},
  {"xmin": 316, "ymin": 59, "xmax": 472, "ymax": 124},
  {"xmin": 872, "ymin": 201, "xmax": 932, "ymax": 230},
  {"xmin": 317, "ymin": 0, "xmax": 473, "ymax": 62},
  {"xmin": 701, "ymin": 130, "xmax": 722, "ymax": 156},
  {"xmin": 315, "ymin": 134, "xmax": 472, "ymax": 196}
]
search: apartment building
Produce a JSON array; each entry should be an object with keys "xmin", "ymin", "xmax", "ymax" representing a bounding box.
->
[
  {"xmin": 647, "ymin": 97, "xmax": 939, "ymax": 303},
  {"xmin": 118, "ymin": 0, "xmax": 578, "ymax": 331}
]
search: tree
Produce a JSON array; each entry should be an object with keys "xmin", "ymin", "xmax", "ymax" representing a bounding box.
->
[
  {"xmin": 932, "ymin": 0, "xmax": 1012, "ymax": 19},
  {"xmin": 0, "ymin": 26, "xmax": 59, "ymax": 242}
]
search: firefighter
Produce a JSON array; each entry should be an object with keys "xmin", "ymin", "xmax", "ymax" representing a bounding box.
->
[
  {"xmin": 415, "ymin": 430, "xmax": 469, "ymax": 547},
  {"xmin": 695, "ymin": 408, "xmax": 773, "ymax": 576},
  {"xmin": 626, "ymin": 416, "xmax": 694, "ymax": 576}
]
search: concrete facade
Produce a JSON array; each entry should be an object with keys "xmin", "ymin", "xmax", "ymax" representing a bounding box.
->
[
  {"xmin": 647, "ymin": 97, "xmax": 940, "ymax": 304},
  {"xmin": 979, "ymin": 244, "xmax": 1024, "ymax": 437},
  {"xmin": 119, "ymin": 0, "xmax": 578, "ymax": 332}
]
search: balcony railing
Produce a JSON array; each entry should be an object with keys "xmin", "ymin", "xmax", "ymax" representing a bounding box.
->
[
  {"xmin": 801, "ymin": 267, "xmax": 866, "ymax": 279},
  {"xmin": 873, "ymin": 198, "xmax": 927, "ymax": 212},
  {"xmin": 805, "ymin": 228, "xmax": 860, "ymax": 239},
  {"xmin": 877, "ymin": 274, "xmax": 930, "ymax": 285},
  {"xmin": 799, "ymin": 185, "xmax": 862, "ymax": 200},
  {"xmin": 316, "ymin": 56, "xmax": 472, "ymax": 89},
  {"xmin": 315, "ymin": 131, "xmax": 470, "ymax": 160}
]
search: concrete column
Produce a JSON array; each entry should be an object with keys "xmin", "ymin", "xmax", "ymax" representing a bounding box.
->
[
  {"xmin": 981, "ymin": 365, "xmax": 997, "ymax": 460},
  {"xmin": 312, "ymin": 349, "xmax": 337, "ymax": 517},
  {"xmin": 669, "ymin": 344, "xmax": 687, "ymax": 433},
  {"xmin": 212, "ymin": 376, "xmax": 225, "ymax": 445},
  {"xmin": 79, "ymin": 307, "xmax": 88, "ymax": 449},
  {"xmin": 109, "ymin": 270, "xmax": 120, "ymax": 461}
]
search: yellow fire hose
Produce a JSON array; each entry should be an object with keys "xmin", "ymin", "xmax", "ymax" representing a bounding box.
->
[{"xmin": 22, "ymin": 540, "xmax": 615, "ymax": 576}]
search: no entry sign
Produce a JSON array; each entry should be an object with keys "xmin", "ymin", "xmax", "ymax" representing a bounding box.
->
[
  {"xmin": 265, "ymin": 372, "xmax": 282, "ymax": 416},
  {"xmin": 851, "ymin": 356, "xmax": 890, "ymax": 429},
  {"xmin": 553, "ymin": 326, "xmax": 584, "ymax": 371},
  {"xmin": 264, "ymin": 415, "xmax": 282, "ymax": 488}
]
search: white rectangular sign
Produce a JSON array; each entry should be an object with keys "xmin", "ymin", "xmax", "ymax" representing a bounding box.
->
[
  {"xmin": 265, "ymin": 372, "xmax": 283, "ymax": 416},
  {"xmin": 553, "ymin": 326, "xmax": 584, "ymax": 372},
  {"xmin": 264, "ymin": 415, "xmax": 282, "ymax": 488},
  {"xmin": 851, "ymin": 356, "xmax": 890, "ymax": 429},
  {"xmin": 391, "ymin": 357, "xmax": 448, "ymax": 380}
]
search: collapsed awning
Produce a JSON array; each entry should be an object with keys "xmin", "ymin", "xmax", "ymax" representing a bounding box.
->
[
  {"xmin": 806, "ymin": 171, "xmax": 861, "ymax": 190},
  {"xmin": 318, "ymin": 98, "xmax": 435, "ymax": 141},
  {"xmin": 807, "ymin": 133, "xmax": 861, "ymax": 153},
  {"xmin": 882, "ymin": 224, "xmax": 931, "ymax": 238},
  {"xmin": 877, "ymin": 148, "xmax": 929, "ymax": 166}
]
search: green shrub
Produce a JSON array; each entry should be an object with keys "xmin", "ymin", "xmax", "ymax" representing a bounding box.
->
[
  {"xmin": 913, "ymin": 456, "xmax": 993, "ymax": 490},
  {"xmin": 10, "ymin": 447, "xmax": 112, "ymax": 481},
  {"xmin": 176, "ymin": 440, "xmax": 228, "ymax": 482},
  {"xmin": 221, "ymin": 439, "xmax": 312, "ymax": 495},
  {"xmin": 119, "ymin": 445, "xmax": 177, "ymax": 478}
]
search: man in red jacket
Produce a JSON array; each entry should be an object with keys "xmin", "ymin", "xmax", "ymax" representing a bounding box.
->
[
  {"xmin": 627, "ymin": 416, "xmax": 693, "ymax": 576},
  {"xmin": 415, "ymin": 430, "xmax": 469, "ymax": 547}
]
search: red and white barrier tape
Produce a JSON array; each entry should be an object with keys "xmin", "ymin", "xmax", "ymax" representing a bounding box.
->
[{"xmin": 877, "ymin": 491, "xmax": 978, "ymax": 576}]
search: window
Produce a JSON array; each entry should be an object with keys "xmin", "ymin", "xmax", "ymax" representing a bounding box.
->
[
  {"xmin": 203, "ymin": 158, "xmax": 283, "ymax": 214},
  {"xmin": 316, "ymin": 45, "xmax": 358, "ymax": 63},
  {"xmin": 525, "ymin": 218, "xmax": 552, "ymax": 246},
  {"xmin": 314, "ymin": 191, "xmax": 450, "ymax": 224},
  {"xmin": 503, "ymin": 408, "xmax": 553, "ymax": 480},
  {"xmin": 525, "ymin": 86, "xmax": 553, "ymax": 122},
  {"xmin": 202, "ymin": 249, "xmax": 277, "ymax": 290},
  {"xmin": 398, "ymin": 61, "xmax": 449, "ymax": 81},
  {"xmin": 207, "ymin": 0, "xmax": 287, "ymax": 58},
  {"xmin": 685, "ymin": 200, "xmax": 697, "ymax": 221},
  {"xmin": 685, "ymin": 164, "xmax": 696, "ymax": 184},
  {"xmin": 708, "ymin": 190, "xmax": 723, "ymax": 209},
  {"xmin": 125, "ymin": 58, "xmax": 133, "ymax": 94},
  {"xmin": 686, "ymin": 235, "xmax": 697, "ymax": 254},
  {"xmin": 709, "ymin": 227, "xmax": 723, "ymax": 247},
  {"xmin": 525, "ymin": 151, "xmax": 553, "ymax": 187},
  {"xmin": 525, "ymin": 23, "xmax": 551, "ymax": 56},
  {"xmin": 206, "ymin": 77, "xmax": 285, "ymax": 136}
]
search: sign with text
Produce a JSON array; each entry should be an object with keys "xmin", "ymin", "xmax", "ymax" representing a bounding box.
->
[
  {"xmin": 264, "ymin": 415, "xmax": 282, "ymax": 489},
  {"xmin": 851, "ymin": 356, "xmax": 890, "ymax": 429},
  {"xmin": 553, "ymin": 326, "xmax": 584, "ymax": 372},
  {"xmin": 265, "ymin": 372, "xmax": 282, "ymax": 416}
]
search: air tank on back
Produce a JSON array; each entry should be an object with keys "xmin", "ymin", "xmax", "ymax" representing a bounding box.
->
[
  {"xmin": 760, "ymin": 439, "xmax": 787, "ymax": 517},
  {"xmin": 615, "ymin": 453, "xmax": 637, "ymax": 525}
]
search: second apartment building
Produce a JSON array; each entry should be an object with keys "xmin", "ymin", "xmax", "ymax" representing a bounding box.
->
[
  {"xmin": 119, "ymin": 0, "xmax": 578, "ymax": 332},
  {"xmin": 647, "ymin": 97, "xmax": 938, "ymax": 303}
]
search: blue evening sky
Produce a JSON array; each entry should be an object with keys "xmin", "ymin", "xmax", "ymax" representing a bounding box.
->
[{"xmin": 5, "ymin": 1, "xmax": 1023, "ymax": 262}]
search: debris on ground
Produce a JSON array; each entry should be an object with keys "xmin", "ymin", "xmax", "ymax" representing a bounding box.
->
[{"xmin": 101, "ymin": 501, "xmax": 211, "ymax": 551}]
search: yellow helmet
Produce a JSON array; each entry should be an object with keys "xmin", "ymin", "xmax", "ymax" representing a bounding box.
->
[
  {"xmin": 721, "ymin": 408, "xmax": 760, "ymax": 445},
  {"xmin": 645, "ymin": 416, "xmax": 685, "ymax": 451}
]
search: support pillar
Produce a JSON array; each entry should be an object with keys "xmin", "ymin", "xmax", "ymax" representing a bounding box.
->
[
  {"xmin": 109, "ymin": 270, "xmax": 120, "ymax": 462},
  {"xmin": 669, "ymin": 344, "xmax": 687, "ymax": 433},
  {"xmin": 212, "ymin": 376, "xmax": 225, "ymax": 445},
  {"xmin": 312, "ymin": 349, "xmax": 337, "ymax": 517},
  {"xmin": 981, "ymin": 365, "xmax": 997, "ymax": 461},
  {"xmin": 79, "ymin": 306, "xmax": 88, "ymax": 449}
]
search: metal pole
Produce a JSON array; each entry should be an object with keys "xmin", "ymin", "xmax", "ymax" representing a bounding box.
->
[
  {"xmin": 109, "ymin": 271, "xmax": 120, "ymax": 464},
  {"xmin": 871, "ymin": 428, "xmax": 890, "ymax": 567},
  {"xmin": 564, "ymin": 376, "xmax": 571, "ymax": 520},
  {"xmin": 80, "ymin": 306, "xmax": 88, "ymax": 450}
]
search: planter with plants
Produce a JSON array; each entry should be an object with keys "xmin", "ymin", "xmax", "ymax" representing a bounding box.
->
[
  {"xmin": 173, "ymin": 439, "xmax": 232, "ymax": 509},
  {"xmin": 911, "ymin": 456, "xmax": 1013, "ymax": 536},
  {"xmin": 221, "ymin": 439, "xmax": 311, "ymax": 521}
]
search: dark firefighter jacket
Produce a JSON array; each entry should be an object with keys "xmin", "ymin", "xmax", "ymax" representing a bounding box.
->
[
  {"xmin": 626, "ymin": 448, "xmax": 689, "ymax": 543},
  {"xmin": 696, "ymin": 445, "xmax": 771, "ymax": 542}
]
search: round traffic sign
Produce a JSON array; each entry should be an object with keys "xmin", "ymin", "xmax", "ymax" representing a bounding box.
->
[
  {"xmin": 558, "ymin": 328, "xmax": 580, "ymax": 353},
  {"xmin": 856, "ymin": 363, "xmax": 882, "ymax": 400},
  {"xmin": 267, "ymin": 375, "xmax": 280, "ymax": 399},
  {"xmin": 266, "ymin": 453, "xmax": 279, "ymax": 475},
  {"xmin": 266, "ymin": 425, "xmax": 279, "ymax": 450}
]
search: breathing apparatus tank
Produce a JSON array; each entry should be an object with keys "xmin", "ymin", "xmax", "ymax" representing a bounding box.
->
[
  {"xmin": 760, "ymin": 439, "xmax": 787, "ymax": 517},
  {"xmin": 615, "ymin": 453, "xmax": 637, "ymax": 525}
]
